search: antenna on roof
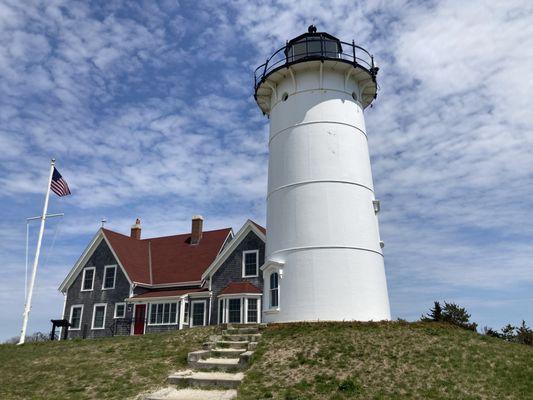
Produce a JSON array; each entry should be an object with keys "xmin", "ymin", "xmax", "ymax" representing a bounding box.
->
[{"xmin": 101, "ymin": 218, "xmax": 107, "ymax": 228}]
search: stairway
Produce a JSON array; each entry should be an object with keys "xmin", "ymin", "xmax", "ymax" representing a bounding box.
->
[{"xmin": 143, "ymin": 324, "xmax": 264, "ymax": 400}]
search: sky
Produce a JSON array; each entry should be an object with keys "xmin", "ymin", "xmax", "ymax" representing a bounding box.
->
[{"xmin": 0, "ymin": 0, "xmax": 532, "ymax": 341}]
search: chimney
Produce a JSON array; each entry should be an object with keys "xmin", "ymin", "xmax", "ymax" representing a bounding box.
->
[
  {"xmin": 190, "ymin": 215, "xmax": 203, "ymax": 245},
  {"xmin": 130, "ymin": 218, "xmax": 141, "ymax": 239}
]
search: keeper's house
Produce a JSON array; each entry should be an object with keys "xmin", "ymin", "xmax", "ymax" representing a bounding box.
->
[{"xmin": 58, "ymin": 217, "xmax": 266, "ymax": 339}]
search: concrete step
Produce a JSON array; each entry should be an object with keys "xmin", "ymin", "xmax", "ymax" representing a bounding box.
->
[
  {"xmin": 210, "ymin": 348, "xmax": 247, "ymax": 358},
  {"xmin": 247, "ymin": 342, "xmax": 258, "ymax": 351},
  {"xmin": 187, "ymin": 350, "xmax": 210, "ymax": 363},
  {"xmin": 225, "ymin": 327, "xmax": 260, "ymax": 334},
  {"xmin": 222, "ymin": 333, "xmax": 261, "ymax": 342},
  {"xmin": 144, "ymin": 387, "xmax": 237, "ymax": 400},
  {"xmin": 191, "ymin": 357, "xmax": 241, "ymax": 371},
  {"xmin": 168, "ymin": 370, "xmax": 244, "ymax": 389},
  {"xmin": 214, "ymin": 340, "xmax": 249, "ymax": 349}
]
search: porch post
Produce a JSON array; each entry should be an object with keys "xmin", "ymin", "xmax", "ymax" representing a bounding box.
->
[{"xmin": 179, "ymin": 297, "xmax": 186, "ymax": 330}]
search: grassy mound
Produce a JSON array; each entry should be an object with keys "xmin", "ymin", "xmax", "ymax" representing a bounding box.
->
[
  {"xmin": 0, "ymin": 327, "xmax": 216, "ymax": 400},
  {"xmin": 238, "ymin": 322, "xmax": 533, "ymax": 400}
]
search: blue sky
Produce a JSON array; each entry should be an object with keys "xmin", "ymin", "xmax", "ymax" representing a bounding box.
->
[{"xmin": 0, "ymin": 0, "xmax": 532, "ymax": 341}]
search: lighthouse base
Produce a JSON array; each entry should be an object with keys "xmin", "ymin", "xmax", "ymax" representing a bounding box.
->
[{"xmin": 262, "ymin": 248, "xmax": 391, "ymax": 324}]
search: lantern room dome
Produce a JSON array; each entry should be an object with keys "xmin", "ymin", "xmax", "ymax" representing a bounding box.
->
[{"xmin": 254, "ymin": 26, "xmax": 379, "ymax": 114}]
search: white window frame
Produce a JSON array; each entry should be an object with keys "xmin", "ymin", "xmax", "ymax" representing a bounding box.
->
[
  {"xmin": 102, "ymin": 265, "xmax": 117, "ymax": 290},
  {"xmin": 114, "ymin": 302, "xmax": 126, "ymax": 319},
  {"xmin": 81, "ymin": 267, "xmax": 95, "ymax": 292},
  {"xmin": 190, "ymin": 300, "xmax": 207, "ymax": 327},
  {"xmin": 269, "ymin": 272, "xmax": 280, "ymax": 310},
  {"xmin": 245, "ymin": 297, "xmax": 261, "ymax": 324},
  {"xmin": 218, "ymin": 298, "xmax": 225, "ymax": 324},
  {"xmin": 91, "ymin": 303, "xmax": 107, "ymax": 331},
  {"xmin": 227, "ymin": 297, "xmax": 243, "ymax": 324},
  {"xmin": 217, "ymin": 295, "xmax": 261, "ymax": 324},
  {"xmin": 91, "ymin": 303, "xmax": 107, "ymax": 330},
  {"xmin": 242, "ymin": 250, "xmax": 259, "ymax": 278},
  {"xmin": 147, "ymin": 302, "xmax": 179, "ymax": 326},
  {"xmin": 69, "ymin": 304, "xmax": 84, "ymax": 330}
]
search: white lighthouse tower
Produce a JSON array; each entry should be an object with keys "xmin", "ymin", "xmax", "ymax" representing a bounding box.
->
[{"xmin": 255, "ymin": 26, "xmax": 390, "ymax": 323}]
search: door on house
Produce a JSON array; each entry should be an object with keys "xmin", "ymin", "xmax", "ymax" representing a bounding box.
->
[
  {"xmin": 191, "ymin": 301, "xmax": 206, "ymax": 327},
  {"xmin": 134, "ymin": 304, "xmax": 146, "ymax": 335}
]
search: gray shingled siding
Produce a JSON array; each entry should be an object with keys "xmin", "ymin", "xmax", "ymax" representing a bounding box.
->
[
  {"xmin": 63, "ymin": 240, "xmax": 132, "ymax": 339},
  {"xmin": 210, "ymin": 231, "xmax": 265, "ymax": 325}
]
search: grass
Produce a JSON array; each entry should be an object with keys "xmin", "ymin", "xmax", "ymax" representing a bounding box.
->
[
  {"xmin": 0, "ymin": 326, "xmax": 216, "ymax": 400},
  {"xmin": 237, "ymin": 321, "xmax": 533, "ymax": 400},
  {"xmin": 2, "ymin": 322, "xmax": 532, "ymax": 399}
]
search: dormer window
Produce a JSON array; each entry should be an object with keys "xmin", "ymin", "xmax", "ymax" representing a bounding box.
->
[
  {"xmin": 81, "ymin": 267, "xmax": 95, "ymax": 291},
  {"xmin": 242, "ymin": 250, "xmax": 259, "ymax": 277},
  {"xmin": 102, "ymin": 265, "xmax": 116, "ymax": 290}
]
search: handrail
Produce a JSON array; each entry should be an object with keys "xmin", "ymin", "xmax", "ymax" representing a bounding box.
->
[{"xmin": 254, "ymin": 38, "xmax": 378, "ymax": 93}]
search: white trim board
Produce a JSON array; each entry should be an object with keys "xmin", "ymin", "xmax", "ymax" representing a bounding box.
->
[
  {"xmin": 190, "ymin": 299, "xmax": 207, "ymax": 327},
  {"xmin": 242, "ymin": 249, "xmax": 259, "ymax": 278},
  {"xmin": 133, "ymin": 280, "xmax": 203, "ymax": 289},
  {"xmin": 69, "ymin": 304, "xmax": 84, "ymax": 331},
  {"xmin": 80, "ymin": 267, "xmax": 95, "ymax": 291},
  {"xmin": 91, "ymin": 303, "xmax": 107, "ymax": 330},
  {"xmin": 58, "ymin": 230, "xmax": 133, "ymax": 293},
  {"xmin": 58, "ymin": 231, "xmax": 103, "ymax": 292},
  {"xmin": 102, "ymin": 265, "xmax": 117, "ymax": 290},
  {"xmin": 202, "ymin": 220, "xmax": 266, "ymax": 280},
  {"xmin": 114, "ymin": 302, "xmax": 126, "ymax": 318}
]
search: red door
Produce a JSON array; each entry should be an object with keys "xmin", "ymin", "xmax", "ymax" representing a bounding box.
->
[{"xmin": 134, "ymin": 304, "xmax": 146, "ymax": 335}]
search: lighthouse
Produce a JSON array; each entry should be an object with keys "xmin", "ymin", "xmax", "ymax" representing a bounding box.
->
[{"xmin": 255, "ymin": 26, "xmax": 391, "ymax": 323}]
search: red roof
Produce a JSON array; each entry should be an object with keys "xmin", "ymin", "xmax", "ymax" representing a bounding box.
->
[
  {"xmin": 250, "ymin": 220, "xmax": 266, "ymax": 234},
  {"xmin": 219, "ymin": 281, "xmax": 262, "ymax": 295},
  {"xmin": 131, "ymin": 288, "xmax": 208, "ymax": 299},
  {"xmin": 102, "ymin": 227, "xmax": 231, "ymax": 285}
]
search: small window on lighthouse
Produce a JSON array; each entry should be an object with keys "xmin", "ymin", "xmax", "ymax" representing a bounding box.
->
[
  {"xmin": 281, "ymin": 92, "xmax": 289, "ymax": 102},
  {"xmin": 270, "ymin": 272, "xmax": 279, "ymax": 308}
]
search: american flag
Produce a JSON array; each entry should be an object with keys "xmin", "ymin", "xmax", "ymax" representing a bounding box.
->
[{"xmin": 51, "ymin": 167, "xmax": 71, "ymax": 197}]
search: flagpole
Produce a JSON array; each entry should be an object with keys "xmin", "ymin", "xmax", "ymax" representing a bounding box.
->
[{"xmin": 18, "ymin": 158, "xmax": 55, "ymax": 345}]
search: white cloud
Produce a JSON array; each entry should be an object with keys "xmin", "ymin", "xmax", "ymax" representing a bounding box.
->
[{"xmin": 0, "ymin": 0, "xmax": 532, "ymax": 340}]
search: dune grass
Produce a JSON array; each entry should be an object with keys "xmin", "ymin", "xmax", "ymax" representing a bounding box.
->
[
  {"xmin": 238, "ymin": 321, "xmax": 533, "ymax": 400},
  {"xmin": 0, "ymin": 327, "xmax": 216, "ymax": 400},
  {"xmin": 2, "ymin": 322, "xmax": 532, "ymax": 399}
]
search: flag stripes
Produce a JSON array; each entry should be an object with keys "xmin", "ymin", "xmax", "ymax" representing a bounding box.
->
[{"xmin": 51, "ymin": 167, "xmax": 71, "ymax": 197}]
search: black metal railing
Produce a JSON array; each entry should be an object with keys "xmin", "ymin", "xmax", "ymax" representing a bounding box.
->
[{"xmin": 254, "ymin": 37, "xmax": 378, "ymax": 93}]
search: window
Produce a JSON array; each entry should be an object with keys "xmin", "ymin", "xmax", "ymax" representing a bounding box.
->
[
  {"xmin": 247, "ymin": 298, "xmax": 258, "ymax": 323},
  {"xmin": 218, "ymin": 299, "xmax": 224, "ymax": 324},
  {"xmin": 191, "ymin": 301, "xmax": 206, "ymax": 326},
  {"xmin": 102, "ymin": 265, "xmax": 116, "ymax": 290},
  {"xmin": 242, "ymin": 250, "xmax": 259, "ymax": 277},
  {"xmin": 270, "ymin": 272, "xmax": 279, "ymax": 308},
  {"xmin": 228, "ymin": 298, "xmax": 241, "ymax": 323},
  {"xmin": 148, "ymin": 302, "xmax": 178, "ymax": 325},
  {"xmin": 92, "ymin": 304, "xmax": 107, "ymax": 330},
  {"xmin": 81, "ymin": 268, "xmax": 95, "ymax": 291},
  {"xmin": 70, "ymin": 305, "xmax": 83, "ymax": 330},
  {"xmin": 114, "ymin": 303, "xmax": 126, "ymax": 318}
]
